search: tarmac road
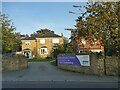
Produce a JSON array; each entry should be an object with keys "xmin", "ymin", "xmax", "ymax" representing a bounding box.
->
[{"xmin": 2, "ymin": 62, "xmax": 119, "ymax": 88}]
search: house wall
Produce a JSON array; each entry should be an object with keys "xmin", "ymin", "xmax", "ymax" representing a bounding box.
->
[
  {"xmin": 36, "ymin": 37, "xmax": 64, "ymax": 58},
  {"xmin": 21, "ymin": 40, "xmax": 37, "ymax": 57},
  {"xmin": 21, "ymin": 37, "xmax": 64, "ymax": 58},
  {"xmin": 75, "ymin": 38, "xmax": 104, "ymax": 52}
]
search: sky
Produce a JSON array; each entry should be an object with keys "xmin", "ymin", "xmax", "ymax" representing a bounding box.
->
[{"xmin": 2, "ymin": 2, "xmax": 87, "ymax": 38}]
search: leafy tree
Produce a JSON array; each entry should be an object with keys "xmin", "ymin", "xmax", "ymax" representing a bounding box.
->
[
  {"xmin": 52, "ymin": 43, "xmax": 73, "ymax": 58},
  {"xmin": 1, "ymin": 13, "xmax": 20, "ymax": 53},
  {"xmin": 67, "ymin": 2, "xmax": 119, "ymax": 75},
  {"xmin": 68, "ymin": 2, "xmax": 119, "ymax": 55},
  {"xmin": 85, "ymin": 2, "xmax": 119, "ymax": 55},
  {"xmin": 30, "ymin": 28, "xmax": 54, "ymax": 37},
  {"xmin": 14, "ymin": 32, "xmax": 22, "ymax": 51},
  {"xmin": 0, "ymin": 23, "xmax": 2, "ymax": 54}
]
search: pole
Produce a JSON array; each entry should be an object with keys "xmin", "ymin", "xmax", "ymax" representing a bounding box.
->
[
  {"xmin": 104, "ymin": 40, "xmax": 106, "ymax": 75},
  {"xmin": 36, "ymin": 39, "xmax": 37, "ymax": 58}
]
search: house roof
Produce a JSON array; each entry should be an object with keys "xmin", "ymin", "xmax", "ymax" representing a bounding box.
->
[
  {"xmin": 22, "ymin": 32, "xmax": 61, "ymax": 40},
  {"xmin": 21, "ymin": 36, "xmax": 36, "ymax": 40},
  {"xmin": 38, "ymin": 32, "xmax": 61, "ymax": 38}
]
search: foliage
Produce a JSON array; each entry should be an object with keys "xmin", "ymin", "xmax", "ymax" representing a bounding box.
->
[
  {"xmin": 1, "ymin": 13, "xmax": 21, "ymax": 53},
  {"xmin": 14, "ymin": 32, "xmax": 22, "ymax": 51},
  {"xmin": 30, "ymin": 28, "xmax": 54, "ymax": 37},
  {"xmin": 52, "ymin": 43, "xmax": 73, "ymax": 58},
  {"xmin": 68, "ymin": 2, "xmax": 119, "ymax": 55}
]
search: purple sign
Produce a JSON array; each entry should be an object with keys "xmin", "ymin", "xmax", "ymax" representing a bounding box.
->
[{"xmin": 57, "ymin": 55, "xmax": 81, "ymax": 65}]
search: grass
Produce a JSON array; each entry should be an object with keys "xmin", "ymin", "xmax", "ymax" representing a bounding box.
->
[
  {"xmin": 50, "ymin": 60, "xmax": 57, "ymax": 66},
  {"xmin": 27, "ymin": 58, "xmax": 56, "ymax": 62}
]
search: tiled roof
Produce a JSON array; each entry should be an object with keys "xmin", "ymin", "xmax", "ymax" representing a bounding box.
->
[
  {"xmin": 22, "ymin": 32, "xmax": 61, "ymax": 40},
  {"xmin": 39, "ymin": 32, "xmax": 61, "ymax": 38},
  {"xmin": 21, "ymin": 36, "xmax": 36, "ymax": 40}
]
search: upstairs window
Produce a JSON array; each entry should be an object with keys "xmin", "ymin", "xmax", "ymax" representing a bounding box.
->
[
  {"xmin": 81, "ymin": 39, "xmax": 86, "ymax": 45},
  {"xmin": 40, "ymin": 39, "xmax": 45, "ymax": 44},
  {"xmin": 25, "ymin": 42, "xmax": 30, "ymax": 46},
  {"xmin": 52, "ymin": 38, "xmax": 59, "ymax": 43},
  {"xmin": 52, "ymin": 46, "xmax": 58, "ymax": 49}
]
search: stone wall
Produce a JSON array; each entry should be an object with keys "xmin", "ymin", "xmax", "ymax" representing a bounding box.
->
[
  {"xmin": 58, "ymin": 54, "xmax": 119, "ymax": 76},
  {"xmin": 2, "ymin": 56, "xmax": 28, "ymax": 72}
]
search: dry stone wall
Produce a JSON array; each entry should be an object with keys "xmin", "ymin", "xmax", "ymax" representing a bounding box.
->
[{"xmin": 2, "ymin": 56, "xmax": 28, "ymax": 72}]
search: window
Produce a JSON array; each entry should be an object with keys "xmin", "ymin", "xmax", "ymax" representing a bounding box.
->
[
  {"xmin": 40, "ymin": 39, "xmax": 45, "ymax": 44},
  {"xmin": 53, "ymin": 46, "xmax": 58, "ymax": 49},
  {"xmin": 40, "ymin": 48, "xmax": 47, "ymax": 54},
  {"xmin": 25, "ymin": 42, "xmax": 30, "ymax": 46},
  {"xmin": 52, "ymin": 38, "xmax": 59, "ymax": 43},
  {"xmin": 81, "ymin": 39, "xmax": 86, "ymax": 45}
]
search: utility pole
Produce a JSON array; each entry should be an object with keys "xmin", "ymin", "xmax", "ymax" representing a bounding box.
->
[
  {"xmin": 35, "ymin": 39, "xmax": 37, "ymax": 58},
  {"xmin": 103, "ymin": 38, "xmax": 107, "ymax": 75}
]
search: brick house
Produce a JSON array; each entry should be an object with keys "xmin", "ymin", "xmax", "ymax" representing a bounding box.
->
[
  {"xmin": 68, "ymin": 17, "xmax": 104, "ymax": 53},
  {"xmin": 71, "ymin": 32, "xmax": 104, "ymax": 53},
  {"xmin": 76, "ymin": 38, "xmax": 104, "ymax": 53},
  {"xmin": 21, "ymin": 32, "xmax": 64, "ymax": 58}
]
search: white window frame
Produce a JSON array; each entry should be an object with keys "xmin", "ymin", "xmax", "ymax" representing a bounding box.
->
[
  {"xmin": 40, "ymin": 48, "xmax": 48, "ymax": 54},
  {"xmin": 52, "ymin": 38, "xmax": 59, "ymax": 43},
  {"xmin": 25, "ymin": 42, "xmax": 30, "ymax": 46},
  {"xmin": 40, "ymin": 39, "xmax": 45, "ymax": 44},
  {"xmin": 81, "ymin": 39, "xmax": 86, "ymax": 45}
]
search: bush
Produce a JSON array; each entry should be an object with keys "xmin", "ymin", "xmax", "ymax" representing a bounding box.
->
[{"xmin": 52, "ymin": 44, "xmax": 73, "ymax": 58}]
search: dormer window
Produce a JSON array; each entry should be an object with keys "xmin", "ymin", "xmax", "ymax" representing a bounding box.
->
[{"xmin": 25, "ymin": 42, "xmax": 30, "ymax": 46}]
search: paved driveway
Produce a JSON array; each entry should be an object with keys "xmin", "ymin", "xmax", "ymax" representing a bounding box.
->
[
  {"xmin": 3, "ymin": 62, "xmax": 118, "ymax": 82},
  {"xmin": 2, "ymin": 62, "xmax": 119, "ymax": 88}
]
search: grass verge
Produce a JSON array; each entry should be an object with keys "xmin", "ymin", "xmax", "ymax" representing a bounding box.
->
[{"xmin": 27, "ymin": 58, "xmax": 56, "ymax": 62}]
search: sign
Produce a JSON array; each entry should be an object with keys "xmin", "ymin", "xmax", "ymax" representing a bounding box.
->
[{"xmin": 57, "ymin": 55, "xmax": 90, "ymax": 66}]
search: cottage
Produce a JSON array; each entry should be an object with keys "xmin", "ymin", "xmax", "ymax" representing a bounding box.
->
[{"xmin": 21, "ymin": 32, "xmax": 64, "ymax": 58}]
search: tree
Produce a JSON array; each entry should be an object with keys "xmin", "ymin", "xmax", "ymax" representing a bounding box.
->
[
  {"xmin": 68, "ymin": 2, "xmax": 119, "ymax": 75},
  {"xmin": 30, "ymin": 28, "xmax": 54, "ymax": 37},
  {"xmin": 1, "ymin": 13, "xmax": 20, "ymax": 53},
  {"xmin": 52, "ymin": 43, "xmax": 73, "ymax": 58},
  {"xmin": 85, "ymin": 2, "xmax": 119, "ymax": 56},
  {"xmin": 14, "ymin": 32, "xmax": 22, "ymax": 51},
  {"xmin": 68, "ymin": 2, "xmax": 119, "ymax": 55}
]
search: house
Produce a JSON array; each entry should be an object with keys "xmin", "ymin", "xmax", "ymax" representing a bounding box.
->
[
  {"xmin": 69, "ymin": 17, "xmax": 104, "ymax": 53},
  {"xmin": 71, "ymin": 31, "xmax": 104, "ymax": 53},
  {"xmin": 76, "ymin": 38, "xmax": 104, "ymax": 53},
  {"xmin": 21, "ymin": 32, "xmax": 64, "ymax": 58}
]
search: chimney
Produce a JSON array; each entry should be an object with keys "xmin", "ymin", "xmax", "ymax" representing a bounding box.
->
[{"xmin": 61, "ymin": 33, "xmax": 63, "ymax": 37}]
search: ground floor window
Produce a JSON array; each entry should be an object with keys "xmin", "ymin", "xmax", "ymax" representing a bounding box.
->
[
  {"xmin": 40, "ymin": 48, "xmax": 47, "ymax": 54},
  {"xmin": 22, "ymin": 50, "xmax": 32, "ymax": 58}
]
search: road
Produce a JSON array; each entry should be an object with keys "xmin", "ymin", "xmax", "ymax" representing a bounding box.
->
[{"xmin": 2, "ymin": 62, "xmax": 119, "ymax": 88}]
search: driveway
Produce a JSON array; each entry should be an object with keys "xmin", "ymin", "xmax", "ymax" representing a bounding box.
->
[{"xmin": 2, "ymin": 62, "xmax": 119, "ymax": 88}]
